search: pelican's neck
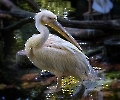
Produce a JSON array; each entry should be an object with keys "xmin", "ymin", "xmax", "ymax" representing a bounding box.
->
[{"xmin": 35, "ymin": 21, "xmax": 49, "ymax": 47}]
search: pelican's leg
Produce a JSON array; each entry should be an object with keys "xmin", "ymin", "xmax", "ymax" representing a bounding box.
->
[
  {"xmin": 56, "ymin": 76, "xmax": 62, "ymax": 91},
  {"xmin": 88, "ymin": 0, "xmax": 93, "ymax": 13}
]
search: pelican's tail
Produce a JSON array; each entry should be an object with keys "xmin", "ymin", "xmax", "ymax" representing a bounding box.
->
[
  {"xmin": 88, "ymin": 64, "xmax": 98, "ymax": 81},
  {"xmin": 82, "ymin": 55, "xmax": 98, "ymax": 82},
  {"xmin": 75, "ymin": 52, "xmax": 98, "ymax": 82}
]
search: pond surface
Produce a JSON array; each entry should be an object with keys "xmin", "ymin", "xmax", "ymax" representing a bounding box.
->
[{"xmin": 0, "ymin": 0, "xmax": 120, "ymax": 100}]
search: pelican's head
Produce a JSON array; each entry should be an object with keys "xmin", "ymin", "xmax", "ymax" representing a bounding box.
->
[
  {"xmin": 35, "ymin": 10, "xmax": 57, "ymax": 26},
  {"xmin": 34, "ymin": 10, "xmax": 82, "ymax": 51}
]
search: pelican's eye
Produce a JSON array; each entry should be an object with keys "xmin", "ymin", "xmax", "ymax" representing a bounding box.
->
[{"xmin": 48, "ymin": 17, "xmax": 52, "ymax": 20}]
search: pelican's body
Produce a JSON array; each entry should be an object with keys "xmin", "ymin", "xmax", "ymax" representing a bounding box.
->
[
  {"xmin": 92, "ymin": 0, "xmax": 113, "ymax": 13},
  {"xmin": 26, "ymin": 34, "xmax": 92, "ymax": 80},
  {"xmin": 25, "ymin": 10, "xmax": 97, "ymax": 89}
]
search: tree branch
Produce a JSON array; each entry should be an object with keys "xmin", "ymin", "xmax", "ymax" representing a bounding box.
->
[
  {"xmin": 58, "ymin": 18, "xmax": 120, "ymax": 31},
  {"xmin": 0, "ymin": 0, "xmax": 36, "ymax": 18},
  {"xmin": 0, "ymin": 17, "xmax": 34, "ymax": 32},
  {"xmin": 0, "ymin": 0, "xmax": 19, "ymax": 10}
]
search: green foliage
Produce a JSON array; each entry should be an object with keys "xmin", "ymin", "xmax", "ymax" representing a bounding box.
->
[
  {"xmin": 19, "ymin": 0, "xmax": 34, "ymax": 12},
  {"xmin": 105, "ymin": 71, "xmax": 120, "ymax": 79}
]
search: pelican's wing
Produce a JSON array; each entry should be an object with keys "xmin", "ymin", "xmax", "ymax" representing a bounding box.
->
[
  {"xmin": 45, "ymin": 34, "xmax": 81, "ymax": 54},
  {"xmin": 46, "ymin": 34, "xmax": 88, "ymax": 59},
  {"xmin": 44, "ymin": 34, "xmax": 90, "ymax": 74}
]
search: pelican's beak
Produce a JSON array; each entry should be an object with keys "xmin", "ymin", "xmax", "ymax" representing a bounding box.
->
[{"xmin": 49, "ymin": 20, "xmax": 82, "ymax": 51}]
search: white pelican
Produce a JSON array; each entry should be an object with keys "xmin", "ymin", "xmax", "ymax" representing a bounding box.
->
[
  {"xmin": 87, "ymin": 0, "xmax": 113, "ymax": 14},
  {"xmin": 25, "ymin": 10, "xmax": 97, "ymax": 90},
  {"xmin": 92, "ymin": 0, "xmax": 113, "ymax": 13}
]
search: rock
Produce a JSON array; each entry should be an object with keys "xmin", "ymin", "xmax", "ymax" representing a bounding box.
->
[{"xmin": 16, "ymin": 50, "xmax": 33, "ymax": 67}]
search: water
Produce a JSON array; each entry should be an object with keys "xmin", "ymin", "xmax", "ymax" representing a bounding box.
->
[{"xmin": 0, "ymin": 0, "xmax": 120, "ymax": 100}]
